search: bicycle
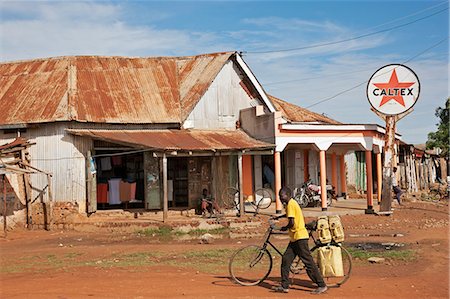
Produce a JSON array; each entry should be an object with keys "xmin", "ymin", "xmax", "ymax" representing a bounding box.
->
[
  {"xmin": 228, "ymin": 219, "xmax": 352, "ymax": 287},
  {"xmin": 220, "ymin": 187, "xmax": 273, "ymax": 215}
]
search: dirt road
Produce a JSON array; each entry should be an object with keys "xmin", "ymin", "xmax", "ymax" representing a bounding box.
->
[{"xmin": 1, "ymin": 201, "xmax": 448, "ymax": 299}]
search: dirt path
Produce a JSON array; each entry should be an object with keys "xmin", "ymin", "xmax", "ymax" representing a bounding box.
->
[{"xmin": 0, "ymin": 201, "xmax": 448, "ymax": 299}]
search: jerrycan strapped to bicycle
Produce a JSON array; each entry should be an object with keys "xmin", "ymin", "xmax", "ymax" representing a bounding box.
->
[
  {"xmin": 316, "ymin": 215, "xmax": 346, "ymax": 277},
  {"xmin": 317, "ymin": 216, "xmax": 332, "ymax": 244},
  {"xmin": 317, "ymin": 215, "xmax": 345, "ymax": 244}
]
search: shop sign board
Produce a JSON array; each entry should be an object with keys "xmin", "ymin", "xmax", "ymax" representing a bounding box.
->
[{"xmin": 367, "ymin": 64, "xmax": 420, "ymax": 115}]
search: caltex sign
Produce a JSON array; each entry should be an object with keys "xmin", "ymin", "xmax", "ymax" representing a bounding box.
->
[{"xmin": 367, "ymin": 64, "xmax": 420, "ymax": 115}]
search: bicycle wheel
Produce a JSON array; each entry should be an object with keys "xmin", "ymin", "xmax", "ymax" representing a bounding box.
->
[
  {"xmin": 290, "ymin": 245, "xmax": 352, "ymax": 288},
  {"xmin": 229, "ymin": 245, "xmax": 273, "ymax": 286},
  {"xmin": 254, "ymin": 188, "xmax": 272, "ymax": 210},
  {"xmin": 221, "ymin": 187, "xmax": 239, "ymax": 210}
]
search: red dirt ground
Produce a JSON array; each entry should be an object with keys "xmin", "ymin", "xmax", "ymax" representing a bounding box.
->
[{"xmin": 1, "ymin": 200, "xmax": 448, "ymax": 299}]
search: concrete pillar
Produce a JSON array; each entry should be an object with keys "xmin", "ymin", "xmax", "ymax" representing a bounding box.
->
[
  {"xmin": 319, "ymin": 150, "xmax": 327, "ymax": 211},
  {"xmin": 339, "ymin": 155, "xmax": 347, "ymax": 198},
  {"xmin": 274, "ymin": 151, "xmax": 282, "ymax": 213},
  {"xmin": 331, "ymin": 153, "xmax": 337, "ymax": 192},
  {"xmin": 303, "ymin": 149, "xmax": 309, "ymax": 181},
  {"xmin": 365, "ymin": 150, "xmax": 375, "ymax": 214},
  {"xmin": 376, "ymin": 152, "xmax": 382, "ymax": 204}
]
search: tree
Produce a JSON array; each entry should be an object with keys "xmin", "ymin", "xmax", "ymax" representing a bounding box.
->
[{"xmin": 426, "ymin": 98, "xmax": 449, "ymax": 157}]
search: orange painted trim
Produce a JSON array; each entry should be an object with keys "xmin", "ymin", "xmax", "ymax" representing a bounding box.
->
[
  {"xmin": 277, "ymin": 129, "xmax": 382, "ymax": 138},
  {"xmin": 339, "ymin": 155, "xmax": 347, "ymax": 195},
  {"xmin": 303, "ymin": 150, "xmax": 309, "ymax": 182},
  {"xmin": 242, "ymin": 155, "xmax": 253, "ymax": 198},
  {"xmin": 331, "ymin": 153, "xmax": 337, "ymax": 191}
]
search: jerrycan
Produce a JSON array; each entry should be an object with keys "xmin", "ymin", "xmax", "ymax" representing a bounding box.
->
[
  {"xmin": 317, "ymin": 216, "xmax": 332, "ymax": 244},
  {"xmin": 318, "ymin": 246, "xmax": 344, "ymax": 277},
  {"xmin": 328, "ymin": 215, "xmax": 345, "ymax": 243}
]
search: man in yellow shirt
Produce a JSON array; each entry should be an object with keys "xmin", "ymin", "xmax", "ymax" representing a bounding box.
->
[{"xmin": 272, "ymin": 187, "xmax": 327, "ymax": 294}]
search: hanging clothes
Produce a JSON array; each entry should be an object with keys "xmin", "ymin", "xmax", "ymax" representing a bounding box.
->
[
  {"xmin": 119, "ymin": 180, "xmax": 131, "ymax": 202},
  {"xmin": 108, "ymin": 178, "xmax": 121, "ymax": 205},
  {"xmin": 100, "ymin": 157, "xmax": 112, "ymax": 171},
  {"xmin": 97, "ymin": 183, "xmax": 108, "ymax": 204}
]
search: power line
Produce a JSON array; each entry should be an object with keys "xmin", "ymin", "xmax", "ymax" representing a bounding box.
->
[
  {"xmin": 244, "ymin": 7, "xmax": 448, "ymax": 55},
  {"xmin": 305, "ymin": 37, "xmax": 448, "ymax": 109},
  {"xmin": 264, "ymin": 49, "xmax": 447, "ymax": 86}
]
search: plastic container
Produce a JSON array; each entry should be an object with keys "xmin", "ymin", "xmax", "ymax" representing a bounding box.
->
[
  {"xmin": 328, "ymin": 215, "xmax": 345, "ymax": 243},
  {"xmin": 317, "ymin": 216, "xmax": 332, "ymax": 244},
  {"xmin": 318, "ymin": 246, "xmax": 344, "ymax": 277}
]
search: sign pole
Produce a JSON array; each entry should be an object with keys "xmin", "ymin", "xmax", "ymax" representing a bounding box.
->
[
  {"xmin": 380, "ymin": 115, "xmax": 396, "ymax": 212},
  {"xmin": 366, "ymin": 64, "xmax": 420, "ymax": 215}
]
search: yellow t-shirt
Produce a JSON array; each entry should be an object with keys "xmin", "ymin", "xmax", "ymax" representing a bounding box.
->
[{"xmin": 286, "ymin": 198, "xmax": 309, "ymax": 241}]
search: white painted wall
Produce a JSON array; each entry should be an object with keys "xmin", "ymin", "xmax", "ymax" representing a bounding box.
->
[{"xmin": 183, "ymin": 60, "xmax": 261, "ymax": 130}]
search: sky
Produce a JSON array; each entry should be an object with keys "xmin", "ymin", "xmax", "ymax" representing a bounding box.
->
[{"xmin": 0, "ymin": 0, "xmax": 448, "ymax": 144}]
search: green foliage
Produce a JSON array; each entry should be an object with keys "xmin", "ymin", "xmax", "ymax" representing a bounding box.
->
[{"xmin": 426, "ymin": 98, "xmax": 449, "ymax": 157}]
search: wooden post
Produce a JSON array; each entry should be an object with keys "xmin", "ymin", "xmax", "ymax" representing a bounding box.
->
[
  {"xmin": 319, "ymin": 150, "xmax": 327, "ymax": 211},
  {"xmin": 3, "ymin": 175, "xmax": 6, "ymax": 237},
  {"xmin": 162, "ymin": 153, "xmax": 168, "ymax": 222},
  {"xmin": 46, "ymin": 174, "xmax": 53, "ymax": 231},
  {"xmin": 274, "ymin": 151, "xmax": 282, "ymax": 213},
  {"xmin": 86, "ymin": 151, "xmax": 97, "ymax": 214},
  {"xmin": 20, "ymin": 150, "xmax": 32, "ymax": 229},
  {"xmin": 238, "ymin": 153, "xmax": 244, "ymax": 217}
]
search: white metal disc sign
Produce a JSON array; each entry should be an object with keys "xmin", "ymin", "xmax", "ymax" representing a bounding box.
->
[{"xmin": 367, "ymin": 64, "xmax": 420, "ymax": 115}]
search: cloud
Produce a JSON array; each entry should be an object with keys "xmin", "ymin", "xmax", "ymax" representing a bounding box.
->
[{"xmin": 0, "ymin": 1, "xmax": 223, "ymax": 61}]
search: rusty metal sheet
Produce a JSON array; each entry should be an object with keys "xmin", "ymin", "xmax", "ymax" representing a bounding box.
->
[
  {"xmin": 268, "ymin": 95, "xmax": 341, "ymax": 124},
  {"xmin": 0, "ymin": 58, "xmax": 70, "ymax": 125},
  {"xmin": 0, "ymin": 52, "xmax": 234, "ymax": 125},
  {"xmin": 66, "ymin": 129, "xmax": 274, "ymax": 152}
]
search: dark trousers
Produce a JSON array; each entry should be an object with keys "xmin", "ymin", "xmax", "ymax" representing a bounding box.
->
[
  {"xmin": 393, "ymin": 186, "xmax": 402, "ymax": 204},
  {"xmin": 281, "ymin": 239, "xmax": 326, "ymax": 289}
]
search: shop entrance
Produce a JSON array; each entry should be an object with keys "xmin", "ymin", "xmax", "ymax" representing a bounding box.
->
[
  {"xmin": 168, "ymin": 158, "xmax": 188, "ymax": 207},
  {"xmin": 95, "ymin": 150, "xmax": 145, "ymax": 210}
]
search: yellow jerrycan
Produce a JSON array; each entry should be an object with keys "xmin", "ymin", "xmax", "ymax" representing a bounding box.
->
[
  {"xmin": 318, "ymin": 246, "xmax": 344, "ymax": 277},
  {"xmin": 328, "ymin": 215, "xmax": 345, "ymax": 243},
  {"xmin": 317, "ymin": 216, "xmax": 332, "ymax": 244}
]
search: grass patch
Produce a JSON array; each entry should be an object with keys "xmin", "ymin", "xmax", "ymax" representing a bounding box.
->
[
  {"xmin": 137, "ymin": 226, "xmax": 173, "ymax": 237},
  {"xmin": 2, "ymin": 248, "xmax": 234, "ymax": 274},
  {"xmin": 136, "ymin": 226, "xmax": 230, "ymax": 238}
]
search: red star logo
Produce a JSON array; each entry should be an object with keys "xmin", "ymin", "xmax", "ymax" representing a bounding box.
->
[{"xmin": 373, "ymin": 69, "xmax": 415, "ymax": 107}]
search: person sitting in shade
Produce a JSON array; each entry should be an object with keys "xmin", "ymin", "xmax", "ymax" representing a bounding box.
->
[{"xmin": 392, "ymin": 167, "xmax": 403, "ymax": 205}]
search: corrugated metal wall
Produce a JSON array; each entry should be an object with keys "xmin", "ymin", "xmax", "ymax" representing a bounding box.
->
[{"xmin": 1, "ymin": 123, "xmax": 92, "ymax": 213}]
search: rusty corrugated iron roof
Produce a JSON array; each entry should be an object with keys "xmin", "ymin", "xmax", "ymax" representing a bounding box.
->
[
  {"xmin": 0, "ymin": 52, "xmax": 234, "ymax": 125},
  {"xmin": 268, "ymin": 95, "xmax": 341, "ymax": 125},
  {"xmin": 67, "ymin": 129, "xmax": 274, "ymax": 152}
]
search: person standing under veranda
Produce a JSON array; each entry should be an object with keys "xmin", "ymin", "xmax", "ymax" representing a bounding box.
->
[
  {"xmin": 271, "ymin": 187, "xmax": 328, "ymax": 294},
  {"xmin": 392, "ymin": 167, "xmax": 403, "ymax": 205}
]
